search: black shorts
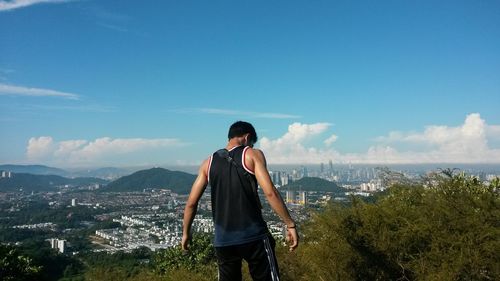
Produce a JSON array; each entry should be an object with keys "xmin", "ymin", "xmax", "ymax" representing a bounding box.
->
[{"xmin": 215, "ymin": 234, "xmax": 280, "ymax": 281}]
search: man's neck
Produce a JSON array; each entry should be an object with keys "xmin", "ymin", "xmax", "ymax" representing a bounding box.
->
[{"xmin": 226, "ymin": 139, "xmax": 243, "ymax": 150}]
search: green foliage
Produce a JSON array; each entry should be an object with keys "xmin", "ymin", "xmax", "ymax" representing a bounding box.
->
[
  {"xmin": 283, "ymin": 177, "xmax": 344, "ymax": 193},
  {"xmin": 282, "ymin": 172, "xmax": 500, "ymax": 280},
  {"xmin": 80, "ymin": 247, "xmax": 153, "ymax": 274},
  {"xmin": 153, "ymin": 233, "xmax": 217, "ymax": 280},
  {"xmin": 75, "ymin": 248, "xmax": 154, "ymax": 281},
  {"xmin": 18, "ymin": 242, "xmax": 84, "ymax": 281},
  {"xmin": 84, "ymin": 267, "xmax": 130, "ymax": 281},
  {"xmin": 0, "ymin": 244, "xmax": 41, "ymax": 281},
  {"xmin": 104, "ymin": 168, "xmax": 196, "ymax": 194}
]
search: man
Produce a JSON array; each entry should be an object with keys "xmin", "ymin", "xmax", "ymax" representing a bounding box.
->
[{"xmin": 182, "ymin": 121, "xmax": 299, "ymax": 281}]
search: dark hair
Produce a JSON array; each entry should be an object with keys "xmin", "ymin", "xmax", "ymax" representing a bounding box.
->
[{"xmin": 228, "ymin": 121, "xmax": 258, "ymax": 144}]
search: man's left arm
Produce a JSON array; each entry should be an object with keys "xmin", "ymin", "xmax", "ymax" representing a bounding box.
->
[{"xmin": 248, "ymin": 148, "xmax": 299, "ymax": 251}]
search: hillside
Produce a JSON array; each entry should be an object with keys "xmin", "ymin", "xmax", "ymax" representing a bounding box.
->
[
  {"xmin": 0, "ymin": 173, "xmax": 108, "ymax": 192},
  {"xmin": 104, "ymin": 168, "xmax": 196, "ymax": 194},
  {"xmin": 282, "ymin": 177, "xmax": 345, "ymax": 193},
  {"xmin": 69, "ymin": 167, "xmax": 132, "ymax": 180},
  {"xmin": 0, "ymin": 164, "xmax": 68, "ymax": 176}
]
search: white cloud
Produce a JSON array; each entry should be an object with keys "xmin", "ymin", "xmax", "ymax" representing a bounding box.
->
[
  {"xmin": 0, "ymin": 83, "xmax": 80, "ymax": 99},
  {"xmin": 376, "ymin": 113, "xmax": 489, "ymax": 153},
  {"xmin": 324, "ymin": 134, "xmax": 338, "ymax": 146},
  {"xmin": 487, "ymin": 124, "xmax": 500, "ymax": 139},
  {"xmin": 27, "ymin": 136, "xmax": 55, "ymax": 160},
  {"xmin": 0, "ymin": 0, "xmax": 73, "ymax": 11},
  {"xmin": 363, "ymin": 113, "xmax": 500, "ymax": 163},
  {"xmin": 259, "ymin": 122, "xmax": 336, "ymax": 163},
  {"xmin": 26, "ymin": 136, "xmax": 188, "ymax": 166},
  {"xmin": 97, "ymin": 22, "xmax": 128, "ymax": 33},
  {"xmin": 258, "ymin": 114, "xmax": 500, "ymax": 164},
  {"xmin": 174, "ymin": 107, "xmax": 301, "ymax": 119},
  {"xmin": 27, "ymin": 104, "xmax": 117, "ymax": 112},
  {"xmin": 54, "ymin": 139, "xmax": 87, "ymax": 157}
]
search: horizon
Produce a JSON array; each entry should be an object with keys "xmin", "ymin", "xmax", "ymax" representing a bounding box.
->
[
  {"xmin": 3, "ymin": 162, "xmax": 500, "ymax": 175},
  {"xmin": 1, "ymin": 1, "xmax": 499, "ymax": 167}
]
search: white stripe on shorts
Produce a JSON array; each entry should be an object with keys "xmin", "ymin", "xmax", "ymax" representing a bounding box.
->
[{"xmin": 263, "ymin": 236, "xmax": 280, "ymax": 281}]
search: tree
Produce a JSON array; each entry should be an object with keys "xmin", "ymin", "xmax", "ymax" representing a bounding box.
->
[
  {"xmin": 0, "ymin": 244, "xmax": 41, "ymax": 281},
  {"xmin": 278, "ymin": 172, "xmax": 500, "ymax": 280}
]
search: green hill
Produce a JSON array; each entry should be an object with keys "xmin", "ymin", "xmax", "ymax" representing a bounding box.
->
[
  {"xmin": 104, "ymin": 168, "xmax": 196, "ymax": 194},
  {"xmin": 0, "ymin": 173, "xmax": 108, "ymax": 192},
  {"xmin": 282, "ymin": 177, "xmax": 345, "ymax": 193},
  {"xmin": 0, "ymin": 164, "xmax": 68, "ymax": 176}
]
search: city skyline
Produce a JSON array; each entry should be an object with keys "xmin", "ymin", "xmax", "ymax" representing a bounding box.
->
[{"xmin": 1, "ymin": 0, "xmax": 500, "ymax": 167}]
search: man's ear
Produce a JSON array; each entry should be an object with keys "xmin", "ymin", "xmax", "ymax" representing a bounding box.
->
[{"xmin": 244, "ymin": 133, "xmax": 251, "ymax": 144}]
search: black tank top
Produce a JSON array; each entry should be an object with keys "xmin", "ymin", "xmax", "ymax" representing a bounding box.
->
[{"xmin": 208, "ymin": 145, "xmax": 268, "ymax": 247}]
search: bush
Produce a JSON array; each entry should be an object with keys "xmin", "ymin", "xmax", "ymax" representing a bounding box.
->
[
  {"xmin": 0, "ymin": 244, "xmax": 41, "ymax": 281},
  {"xmin": 280, "ymin": 172, "xmax": 500, "ymax": 281},
  {"xmin": 153, "ymin": 233, "xmax": 217, "ymax": 280}
]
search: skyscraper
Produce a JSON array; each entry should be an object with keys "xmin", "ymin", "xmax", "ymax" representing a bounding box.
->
[
  {"xmin": 297, "ymin": 191, "xmax": 307, "ymax": 206},
  {"xmin": 49, "ymin": 238, "xmax": 66, "ymax": 253},
  {"xmin": 58, "ymin": 239, "xmax": 66, "ymax": 253},
  {"xmin": 286, "ymin": 190, "xmax": 295, "ymax": 204}
]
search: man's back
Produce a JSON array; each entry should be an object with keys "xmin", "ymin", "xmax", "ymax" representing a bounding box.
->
[{"xmin": 209, "ymin": 145, "xmax": 268, "ymax": 247}]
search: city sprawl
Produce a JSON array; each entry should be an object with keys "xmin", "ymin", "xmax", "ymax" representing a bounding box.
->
[{"xmin": 1, "ymin": 164, "xmax": 499, "ymax": 256}]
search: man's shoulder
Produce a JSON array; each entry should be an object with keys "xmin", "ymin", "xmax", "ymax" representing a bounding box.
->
[
  {"xmin": 247, "ymin": 147, "xmax": 264, "ymax": 155},
  {"xmin": 245, "ymin": 147, "xmax": 266, "ymax": 161}
]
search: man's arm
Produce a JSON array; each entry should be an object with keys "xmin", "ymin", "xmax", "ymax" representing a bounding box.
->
[
  {"xmin": 181, "ymin": 158, "xmax": 209, "ymax": 251},
  {"xmin": 247, "ymin": 148, "xmax": 299, "ymax": 251}
]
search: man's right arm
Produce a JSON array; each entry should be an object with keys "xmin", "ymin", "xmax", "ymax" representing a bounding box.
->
[{"xmin": 181, "ymin": 158, "xmax": 209, "ymax": 251}]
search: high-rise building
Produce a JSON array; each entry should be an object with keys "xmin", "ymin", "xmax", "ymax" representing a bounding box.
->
[
  {"xmin": 50, "ymin": 238, "xmax": 58, "ymax": 249},
  {"xmin": 301, "ymin": 166, "xmax": 308, "ymax": 177},
  {"xmin": 286, "ymin": 190, "xmax": 295, "ymax": 204},
  {"xmin": 49, "ymin": 238, "xmax": 66, "ymax": 253},
  {"xmin": 285, "ymin": 190, "xmax": 307, "ymax": 206},
  {"xmin": 58, "ymin": 240, "xmax": 66, "ymax": 253},
  {"xmin": 71, "ymin": 199, "xmax": 77, "ymax": 207},
  {"xmin": 274, "ymin": 171, "xmax": 281, "ymax": 184},
  {"xmin": 281, "ymin": 175, "xmax": 289, "ymax": 186},
  {"xmin": 297, "ymin": 191, "xmax": 306, "ymax": 205}
]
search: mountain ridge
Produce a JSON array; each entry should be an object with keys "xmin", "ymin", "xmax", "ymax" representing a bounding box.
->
[
  {"xmin": 0, "ymin": 173, "xmax": 108, "ymax": 192},
  {"xmin": 104, "ymin": 167, "xmax": 196, "ymax": 194}
]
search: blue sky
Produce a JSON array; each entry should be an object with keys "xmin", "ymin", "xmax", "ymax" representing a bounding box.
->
[{"xmin": 1, "ymin": 0, "xmax": 500, "ymax": 167}]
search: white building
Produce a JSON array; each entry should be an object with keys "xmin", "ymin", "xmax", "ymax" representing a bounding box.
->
[
  {"xmin": 58, "ymin": 240, "xmax": 66, "ymax": 253},
  {"xmin": 71, "ymin": 198, "xmax": 77, "ymax": 206},
  {"xmin": 281, "ymin": 175, "xmax": 289, "ymax": 186},
  {"xmin": 49, "ymin": 238, "xmax": 67, "ymax": 253}
]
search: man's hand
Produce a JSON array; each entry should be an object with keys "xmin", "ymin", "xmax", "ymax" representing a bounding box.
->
[
  {"xmin": 181, "ymin": 233, "xmax": 190, "ymax": 252},
  {"xmin": 286, "ymin": 227, "xmax": 299, "ymax": 252}
]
